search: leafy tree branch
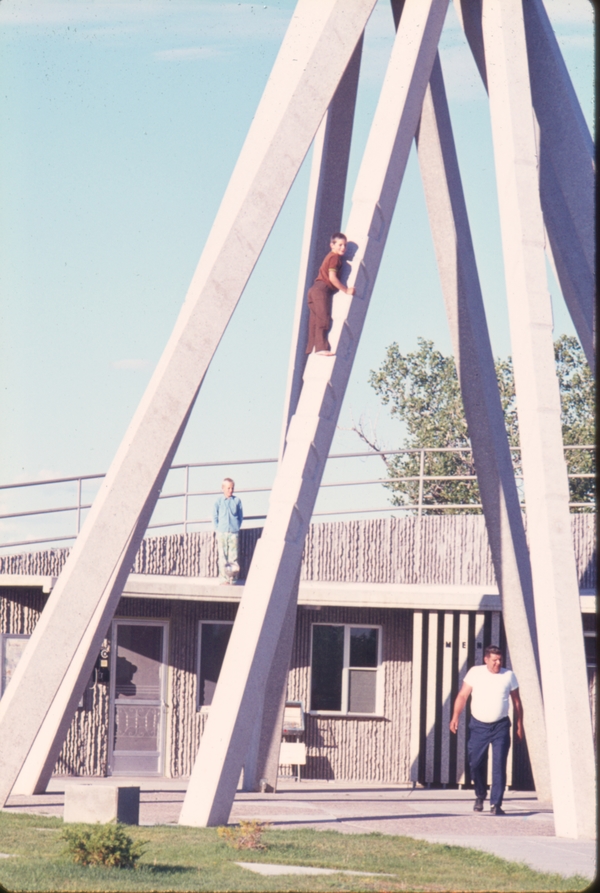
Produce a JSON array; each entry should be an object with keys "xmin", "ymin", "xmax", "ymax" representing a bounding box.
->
[{"xmin": 356, "ymin": 335, "xmax": 594, "ymax": 513}]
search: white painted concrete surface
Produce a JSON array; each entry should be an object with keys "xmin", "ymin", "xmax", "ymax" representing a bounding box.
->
[
  {"xmin": 63, "ymin": 784, "xmax": 139, "ymax": 825},
  {"xmin": 482, "ymin": 0, "xmax": 596, "ymax": 839},
  {"xmin": 280, "ymin": 38, "xmax": 362, "ymax": 453},
  {"xmin": 236, "ymin": 863, "xmax": 393, "ymax": 877},
  {"xmin": 2, "ymin": 573, "xmax": 594, "ymax": 614}
]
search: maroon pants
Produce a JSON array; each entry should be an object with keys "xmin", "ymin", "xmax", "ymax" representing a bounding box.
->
[{"xmin": 306, "ymin": 281, "xmax": 333, "ymax": 353}]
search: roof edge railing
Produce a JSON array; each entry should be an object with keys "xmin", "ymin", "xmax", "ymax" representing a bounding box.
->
[{"xmin": 0, "ymin": 445, "xmax": 594, "ymax": 551}]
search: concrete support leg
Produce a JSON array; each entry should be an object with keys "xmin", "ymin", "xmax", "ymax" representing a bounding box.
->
[
  {"xmin": 454, "ymin": 0, "xmax": 595, "ymax": 368},
  {"xmin": 482, "ymin": 0, "xmax": 595, "ymax": 839},
  {"xmin": 11, "ymin": 418, "xmax": 192, "ymax": 796},
  {"xmin": 178, "ymin": 0, "xmax": 449, "ymax": 828},
  {"xmin": 523, "ymin": 0, "xmax": 595, "ymax": 368},
  {"xmin": 247, "ymin": 43, "xmax": 364, "ymax": 791},
  {"xmin": 244, "ymin": 39, "xmax": 362, "ymax": 791},
  {"xmin": 415, "ymin": 54, "xmax": 551, "ymax": 802},
  {"xmin": 280, "ymin": 37, "xmax": 363, "ymax": 449},
  {"xmin": 242, "ymin": 577, "xmax": 299, "ymax": 792},
  {"xmin": 0, "ymin": 0, "xmax": 377, "ymax": 806}
]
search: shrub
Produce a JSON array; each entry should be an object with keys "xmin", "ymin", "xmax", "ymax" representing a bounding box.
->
[
  {"xmin": 61, "ymin": 823, "xmax": 147, "ymax": 868},
  {"xmin": 217, "ymin": 820, "xmax": 270, "ymax": 850}
]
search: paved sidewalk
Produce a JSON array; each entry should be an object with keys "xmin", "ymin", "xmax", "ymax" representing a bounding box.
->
[{"xmin": 4, "ymin": 778, "xmax": 596, "ymax": 881}]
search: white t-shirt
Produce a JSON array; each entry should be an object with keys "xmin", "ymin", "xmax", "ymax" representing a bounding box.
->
[{"xmin": 464, "ymin": 665, "xmax": 518, "ymax": 723}]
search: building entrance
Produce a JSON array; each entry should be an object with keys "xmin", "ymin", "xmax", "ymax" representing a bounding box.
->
[{"xmin": 108, "ymin": 620, "xmax": 168, "ymax": 775}]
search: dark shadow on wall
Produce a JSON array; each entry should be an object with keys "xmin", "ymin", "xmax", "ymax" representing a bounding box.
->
[
  {"xmin": 304, "ymin": 755, "xmax": 335, "ymax": 780},
  {"xmin": 580, "ymin": 548, "xmax": 597, "ymax": 590}
]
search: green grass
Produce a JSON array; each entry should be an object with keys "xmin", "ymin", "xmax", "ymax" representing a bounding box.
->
[{"xmin": 0, "ymin": 811, "xmax": 590, "ymax": 892}]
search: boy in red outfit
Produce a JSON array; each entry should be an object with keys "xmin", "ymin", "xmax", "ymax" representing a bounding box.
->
[{"xmin": 305, "ymin": 233, "xmax": 355, "ymax": 356}]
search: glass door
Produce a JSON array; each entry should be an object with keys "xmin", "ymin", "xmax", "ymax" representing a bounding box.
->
[{"xmin": 108, "ymin": 620, "xmax": 168, "ymax": 775}]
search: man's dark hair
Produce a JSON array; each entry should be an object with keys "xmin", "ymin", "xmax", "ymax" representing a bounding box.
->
[
  {"xmin": 330, "ymin": 232, "xmax": 347, "ymax": 242},
  {"xmin": 484, "ymin": 644, "xmax": 502, "ymax": 658}
]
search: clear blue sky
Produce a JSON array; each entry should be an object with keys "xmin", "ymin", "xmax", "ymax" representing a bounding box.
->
[{"xmin": 0, "ymin": 0, "xmax": 594, "ymax": 537}]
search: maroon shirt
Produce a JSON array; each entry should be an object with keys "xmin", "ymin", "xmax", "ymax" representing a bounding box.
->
[{"xmin": 315, "ymin": 251, "xmax": 342, "ymax": 292}]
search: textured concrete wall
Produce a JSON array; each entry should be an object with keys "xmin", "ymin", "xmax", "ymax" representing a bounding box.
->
[
  {"xmin": 0, "ymin": 587, "xmax": 45, "ymax": 635},
  {"xmin": 287, "ymin": 605, "xmax": 413, "ymax": 783},
  {"xmin": 301, "ymin": 517, "xmax": 496, "ymax": 585},
  {"xmin": 0, "ymin": 588, "xmax": 109, "ymax": 777},
  {"xmin": 0, "ymin": 549, "xmax": 70, "ymax": 577},
  {"xmin": 55, "ymin": 684, "xmax": 109, "ymax": 777},
  {"xmin": 0, "ymin": 514, "xmax": 595, "ymax": 588},
  {"xmin": 0, "ymin": 514, "xmax": 595, "ymax": 782},
  {"xmin": 572, "ymin": 514, "xmax": 596, "ymax": 589}
]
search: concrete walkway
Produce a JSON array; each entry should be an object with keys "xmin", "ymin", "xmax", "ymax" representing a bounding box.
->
[{"xmin": 4, "ymin": 778, "xmax": 596, "ymax": 882}]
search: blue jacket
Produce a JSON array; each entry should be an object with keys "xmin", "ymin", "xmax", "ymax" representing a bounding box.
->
[{"xmin": 213, "ymin": 495, "xmax": 243, "ymax": 533}]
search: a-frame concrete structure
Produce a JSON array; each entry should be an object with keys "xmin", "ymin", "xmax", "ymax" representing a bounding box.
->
[{"xmin": 0, "ymin": 0, "xmax": 594, "ymax": 839}]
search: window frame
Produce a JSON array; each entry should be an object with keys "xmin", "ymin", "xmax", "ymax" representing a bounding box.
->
[
  {"xmin": 309, "ymin": 622, "xmax": 383, "ymax": 717},
  {"xmin": 583, "ymin": 630, "xmax": 596, "ymax": 668},
  {"xmin": 197, "ymin": 620, "xmax": 234, "ymax": 711},
  {"xmin": 0, "ymin": 633, "xmax": 30, "ymax": 697}
]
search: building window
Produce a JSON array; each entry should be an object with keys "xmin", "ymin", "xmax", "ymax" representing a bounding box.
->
[
  {"xmin": 1, "ymin": 634, "xmax": 30, "ymax": 697},
  {"xmin": 582, "ymin": 614, "xmax": 596, "ymax": 668},
  {"xmin": 310, "ymin": 624, "xmax": 382, "ymax": 715},
  {"xmin": 197, "ymin": 622, "xmax": 233, "ymax": 709}
]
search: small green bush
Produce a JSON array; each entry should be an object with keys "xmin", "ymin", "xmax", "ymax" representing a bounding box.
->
[
  {"xmin": 217, "ymin": 819, "xmax": 270, "ymax": 850},
  {"xmin": 61, "ymin": 823, "xmax": 147, "ymax": 868}
]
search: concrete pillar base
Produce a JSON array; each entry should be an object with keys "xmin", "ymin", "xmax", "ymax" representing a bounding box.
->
[{"xmin": 63, "ymin": 784, "xmax": 140, "ymax": 825}]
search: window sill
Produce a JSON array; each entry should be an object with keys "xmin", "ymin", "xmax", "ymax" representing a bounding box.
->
[{"xmin": 308, "ymin": 710, "xmax": 386, "ymax": 719}]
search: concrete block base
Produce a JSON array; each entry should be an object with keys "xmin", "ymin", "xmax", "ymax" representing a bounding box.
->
[{"xmin": 64, "ymin": 785, "xmax": 140, "ymax": 825}]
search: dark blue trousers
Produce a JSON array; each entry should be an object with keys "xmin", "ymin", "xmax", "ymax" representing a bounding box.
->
[{"xmin": 467, "ymin": 716, "xmax": 511, "ymax": 807}]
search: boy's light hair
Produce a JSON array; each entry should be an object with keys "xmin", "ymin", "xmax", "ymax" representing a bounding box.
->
[{"xmin": 222, "ymin": 477, "xmax": 235, "ymax": 487}]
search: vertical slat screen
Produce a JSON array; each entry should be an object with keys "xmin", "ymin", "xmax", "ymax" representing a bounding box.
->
[
  {"xmin": 456, "ymin": 612, "xmax": 469, "ymax": 785},
  {"xmin": 440, "ymin": 612, "xmax": 454, "ymax": 784},
  {"xmin": 490, "ymin": 612, "xmax": 501, "ymax": 647},
  {"xmin": 487, "ymin": 612, "xmax": 501, "ymax": 785},
  {"xmin": 474, "ymin": 614, "xmax": 485, "ymax": 664},
  {"xmin": 504, "ymin": 636, "xmax": 514, "ymax": 787},
  {"xmin": 410, "ymin": 612, "xmax": 423, "ymax": 783},
  {"xmin": 425, "ymin": 612, "xmax": 438, "ymax": 783},
  {"xmin": 413, "ymin": 608, "xmax": 525, "ymax": 796}
]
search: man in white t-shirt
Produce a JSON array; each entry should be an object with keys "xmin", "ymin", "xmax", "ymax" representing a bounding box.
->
[{"xmin": 449, "ymin": 645, "xmax": 523, "ymax": 815}]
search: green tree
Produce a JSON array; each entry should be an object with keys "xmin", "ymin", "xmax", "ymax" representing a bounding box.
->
[
  {"xmin": 362, "ymin": 335, "xmax": 594, "ymax": 513},
  {"xmin": 555, "ymin": 335, "xmax": 595, "ymax": 506}
]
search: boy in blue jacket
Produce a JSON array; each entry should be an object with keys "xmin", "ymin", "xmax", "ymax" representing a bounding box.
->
[{"xmin": 213, "ymin": 478, "xmax": 243, "ymax": 584}]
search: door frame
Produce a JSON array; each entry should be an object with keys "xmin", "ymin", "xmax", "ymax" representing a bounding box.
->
[{"xmin": 107, "ymin": 618, "xmax": 169, "ymax": 776}]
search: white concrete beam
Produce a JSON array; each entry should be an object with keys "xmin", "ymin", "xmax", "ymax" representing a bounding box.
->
[
  {"xmin": 455, "ymin": 612, "xmax": 469, "ymax": 784},
  {"xmin": 409, "ymin": 611, "xmax": 423, "ymax": 784},
  {"xmin": 256, "ymin": 41, "xmax": 364, "ymax": 790},
  {"xmin": 179, "ymin": 0, "xmax": 449, "ymax": 828},
  {"xmin": 1, "ymin": 572, "xmax": 593, "ymax": 613},
  {"xmin": 242, "ymin": 581, "xmax": 299, "ymax": 793},
  {"xmin": 0, "ymin": 0, "xmax": 378, "ymax": 805},
  {"xmin": 454, "ymin": 0, "xmax": 595, "ymax": 368},
  {"xmin": 482, "ymin": 0, "xmax": 595, "ymax": 839},
  {"xmin": 415, "ymin": 53, "xmax": 551, "ymax": 801},
  {"xmin": 280, "ymin": 38, "xmax": 363, "ymax": 453},
  {"xmin": 424, "ymin": 612, "xmax": 438, "ymax": 784},
  {"xmin": 523, "ymin": 0, "xmax": 595, "ymax": 367}
]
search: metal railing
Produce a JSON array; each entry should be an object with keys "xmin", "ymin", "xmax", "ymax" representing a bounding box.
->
[{"xmin": 0, "ymin": 445, "xmax": 594, "ymax": 551}]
